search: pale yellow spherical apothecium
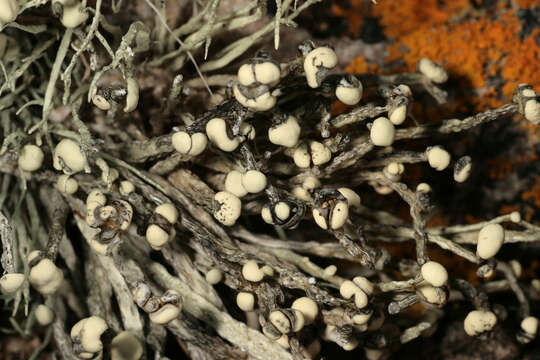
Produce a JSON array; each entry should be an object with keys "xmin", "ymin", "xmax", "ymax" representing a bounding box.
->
[
  {"xmin": 57, "ymin": 174, "xmax": 79, "ymax": 194},
  {"xmin": 146, "ymin": 203, "xmax": 179, "ymax": 250},
  {"xmin": 172, "ymin": 131, "xmax": 208, "ymax": 156},
  {"xmin": 213, "ymin": 191, "xmax": 242, "ymax": 226},
  {"xmin": 28, "ymin": 251, "xmax": 64, "ymax": 295},
  {"xmin": 18, "ymin": 144, "xmax": 44, "ymax": 172},
  {"xmin": 53, "ymin": 139, "xmax": 86, "ymax": 174},
  {"xmin": 0, "ymin": 273, "xmax": 25, "ymax": 294},
  {"xmin": 477, "ymin": 223, "xmax": 505, "ymax": 259},
  {"xmin": 0, "ymin": 0, "xmax": 18, "ymax": 28},
  {"xmin": 268, "ymin": 115, "xmax": 301, "ymax": 148},
  {"xmin": 370, "ymin": 117, "xmax": 395, "ymax": 147},
  {"xmin": 35, "ymin": 304, "xmax": 55, "ymax": 326},
  {"xmin": 111, "ymin": 331, "xmax": 144, "ymax": 360},
  {"xmin": 463, "ymin": 310, "xmax": 497, "ymax": 336},
  {"xmin": 71, "ymin": 316, "xmax": 108, "ymax": 359},
  {"xmin": 304, "ymin": 46, "xmax": 338, "ymax": 88}
]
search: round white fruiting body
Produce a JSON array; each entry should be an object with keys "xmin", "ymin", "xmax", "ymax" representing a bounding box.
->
[
  {"xmin": 35, "ymin": 304, "xmax": 55, "ymax": 326},
  {"xmin": 205, "ymin": 118, "xmax": 241, "ymax": 152},
  {"xmin": 92, "ymin": 93, "xmax": 111, "ymax": 110},
  {"xmin": 241, "ymin": 170, "xmax": 267, "ymax": 193},
  {"xmin": 101, "ymin": 168, "xmax": 119, "ymax": 184},
  {"xmin": 464, "ymin": 310, "xmax": 497, "ymax": 336},
  {"xmin": 303, "ymin": 176, "xmax": 321, "ymax": 190},
  {"xmin": 86, "ymin": 190, "xmax": 106, "ymax": 226},
  {"xmin": 172, "ymin": 131, "xmax": 208, "ymax": 156},
  {"xmin": 119, "ymin": 180, "xmax": 135, "ymax": 196},
  {"xmin": 242, "ymin": 260, "xmax": 265, "ymax": 282},
  {"xmin": 421, "ymin": 261, "xmax": 448, "ymax": 287},
  {"xmin": 418, "ymin": 58, "xmax": 448, "ymax": 84},
  {"xmin": 61, "ymin": 3, "xmax": 89, "ymax": 28},
  {"xmin": 524, "ymin": 99, "xmax": 540, "ymax": 125},
  {"xmin": 149, "ymin": 302, "xmax": 180, "ymax": 324},
  {"xmin": 268, "ymin": 116, "xmax": 301, "ymax": 148},
  {"xmin": 236, "ymin": 292, "xmax": 255, "ymax": 311},
  {"xmin": 0, "ymin": 0, "xmax": 18, "ymax": 27},
  {"xmin": 155, "ymin": 203, "xmax": 179, "ymax": 224},
  {"xmin": 146, "ymin": 225, "xmax": 171, "ymax": 250},
  {"xmin": 353, "ymin": 312, "xmax": 372, "ymax": 325},
  {"xmin": 53, "ymin": 139, "xmax": 85, "ymax": 174},
  {"xmin": 291, "ymin": 297, "xmax": 319, "ymax": 325},
  {"xmin": 335, "ymin": 78, "xmax": 363, "ymax": 106},
  {"xmin": 389, "ymin": 104, "xmax": 408, "ymax": 125},
  {"xmin": 18, "ymin": 144, "xmax": 44, "ymax": 172},
  {"xmin": 28, "ymin": 253, "xmax": 64, "ymax": 295},
  {"xmin": 417, "ymin": 183, "xmax": 432, "ymax": 193},
  {"xmin": 337, "ymin": 188, "xmax": 361, "ymax": 208},
  {"xmin": 454, "ymin": 161, "xmax": 472, "ymax": 182},
  {"xmin": 276, "ymin": 334, "xmax": 290, "ymax": 349},
  {"xmin": 417, "ymin": 285, "xmax": 446, "ymax": 306},
  {"xmin": 206, "ymin": 268, "xmax": 223, "ymax": 285},
  {"xmin": 370, "ymin": 117, "xmax": 395, "ymax": 146},
  {"xmin": 225, "ymin": 170, "xmax": 248, "ymax": 198},
  {"xmin": 293, "ymin": 143, "xmax": 311, "ymax": 168},
  {"xmin": 213, "ymin": 191, "xmax": 242, "ymax": 226},
  {"xmin": 304, "ymin": 47, "xmax": 338, "ymax": 88},
  {"xmin": 233, "ymin": 84, "xmax": 276, "ymax": 111},
  {"xmin": 238, "ymin": 61, "xmax": 281, "ymax": 86},
  {"xmin": 57, "ymin": 175, "xmax": 78, "ymax": 194},
  {"xmin": 123, "ymin": 78, "xmax": 139, "ymax": 113},
  {"xmin": 273, "ymin": 202, "xmax": 290, "ymax": 221},
  {"xmin": 262, "ymin": 265, "xmax": 274, "ymax": 277},
  {"xmin": 309, "ymin": 141, "xmax": 331, "ymax": 166},
  {"xmin": 427, "ymin": 146, "xmax": 451, "ymax": 171},
  {"xmin": 0, "ymin": 273, "xmax": 25, "ymax": 294},
  {"xmin": 261, "ymin": 205, "xmax": 274, "ymax": 224},
  {"xmin": 477, "ymin": 223, "xmax": 505, "ymax": 259},
  {"xmin": 521, "ymin": 316, "xmax": 539, "ymax": 336},
  {"xmin": 352, "ymin": 276, "xmax": 374, "ymax": 296},
  {"xmin": 510, "ymin": 211, "xmax": 521, "ymax": 223},
  {"xmin": 111, "ymin": 331, "xmax": 144, "ymax": 360},
  {"xmin": 70, "ymin": 316, "xmax": 108, "ymax": 356},
  {"xmin": 339, "ymin": 280, "xmax": 368, "ymax": 308}
]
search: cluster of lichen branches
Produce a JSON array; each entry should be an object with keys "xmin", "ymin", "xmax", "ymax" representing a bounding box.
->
[{"xmin": 1, "ymin": 0, "xmax": 540, "ymax": 359}]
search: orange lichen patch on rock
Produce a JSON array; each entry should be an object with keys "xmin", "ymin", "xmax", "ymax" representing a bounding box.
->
[
  {"xmin": 331, "ymin": 0, "xmax": 365, "ymax": 37},
  {"xmin": 345, "ymin": 55, "xmax": 380, "ymax": 74},
  {"xmin": 370, "ymin": 0, "xmax": 471, "ymax": 38}
]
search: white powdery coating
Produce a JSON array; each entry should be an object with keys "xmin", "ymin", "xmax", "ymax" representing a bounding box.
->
[
  {"xmin": 61, "ymin": 4, "xmax": 89, "ymax": 28},
  {"xmin": 292, "ymin": 297, "xmax": 319, "ymax": 325},
  {"xmin": 225, "ymin": 170, "xmax": 248, "ymax": 198},
  {"xmin": 242, "ymin": 260, "xmax": 264, "ymax": 282},
  {"xmin": 111, "ymin": 331, "xmax": 144, "ymax": 360},
  {"xmin": 389, "ymin": 104, "xmax": 408, "ymax": 125},
  {"xmin": 53, "ymin": 139, "xmax": 86, "ymax": 174},
  {"xmin": 370, "ymin": 117, "xmax": 395, "ymax": 146},
  {"xmin": 0, "ymin": 0, "xmax": 18, "ymax": 26},
  {"xmin": 0, "ymin": 273, "xmax": 25, "ymax": 294},
  {"xmin": 427, "ymin": 146, "xmax": 451, "ymax": 171},
  {"xmin": 149, "ymin": 303, "xmax": 180, "ymax": 324},
  {"xmin": 35, "ymin": 304, "xmax": 55, "ymax": 326},
  {"xmin": 309, "ymin": 141, "xmax": 332, "ymax": 166},
  {"xmin": 421, "ymin": 261, "xmax": 448, "ymax": 287},
  {"xmin": 236, "ymin": 292, "xmax": 255, "ymax": 311},
  {"xmin": 71, "ymin": 316, "xmax": 108, "ymax": 354},
  {"xmin": 418, "ymin": 58, "xmax": 448, "ymax": 84},
  {"xmin": 304, "ymin": 47, "xmax": 338, "ymax": 88},
  {"xmin": 268, "ymin": 116, "xmax": 301, "ymax": 148},
  {"xmin": 524, "ymin": 99, "xmax": 540, "ymax": 125},
  {"xmin": 330, "ymin": 201, "xmax": 349, "ymax": 230},
  {"xmin": 241, "ymin": 170, "xmax": 267, "ymax": 193},
  {"xmin": 213, "ymin": 191, "xmax": 242, "ymax": 226},
  {"xmin": 206, "ymin": 118, "xmax": 241, "ymax": 152},
  {"xmin": 477, "ymin": 223, "xmax": 505, "ymax": 259},
  {"xmin": 335, "ymin": 85, "xmax": 362, "ymax": 105},
  {"xmin": 464, "ymin": 310, "xmax": 497, "ymax": 336},
  {"xmin": 521, "ymin": 316, "xmax": 539, "ymax": 335},
  {"xmin": 57, "ymin": 175, "xmax": 78, "ymax": 194},
  {"xmin": 18, "ymin": 144, "xmax": 44, "ymax": 172},
  {"xmin": 206, "ymin": 268, "xmax": 223, "ymax": 285},
  {"xmin": 293, "ymin": 144, "xmax": 311, "ymax": 168},
  {"xmin": 155, "ymin": 203, "xmax": 179, "ymax": 224}
]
